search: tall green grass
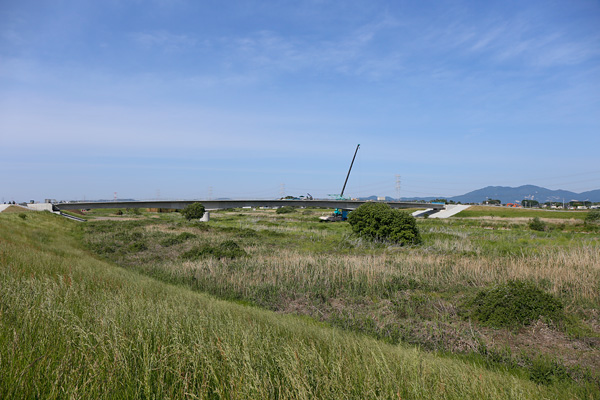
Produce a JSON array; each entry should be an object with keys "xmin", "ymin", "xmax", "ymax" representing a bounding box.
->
[
  {"xmin": 454, "ymin": 206, "xmax": 588, "ymax": 220},
  {"xmin": 1, "ymin": 212, "xmax": 594, "ymax": 398}
]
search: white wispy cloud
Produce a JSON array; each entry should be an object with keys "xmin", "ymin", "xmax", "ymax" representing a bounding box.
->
[
  {"xmin": 436, "ymin": 14, "xmax": 600, "ymax": 68},
  {"xmin": 219, "ymin": 16, "xmax": 404, "ymax": 79},
  {"xmin": 131, "ymin": 30, "xmax": 198, "ymax": 51}
]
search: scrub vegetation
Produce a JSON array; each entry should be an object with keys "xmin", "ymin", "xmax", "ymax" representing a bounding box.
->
[
  {"xmin": 1, "ymin": 206, "xmax": 599, "ymax": 398},
  {"xmin": 586, "ymin": 210, "xmax": 600, "ymax": 224},
  {"xmin": 180, "ymin": 202, "xmax": 205, "ymax": 221},
  {"xmin": 468, "ymin": 280, "xmax": 565, "ymax": 328},
  {"xmin": 347, "ymin": 202, "xmax": 421, "ymax": 245},
  {"xmin": 276, "ymin": 205, "xmax": 295, "ymax": 214}
]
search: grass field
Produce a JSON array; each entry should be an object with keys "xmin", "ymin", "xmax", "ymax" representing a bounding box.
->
[
  {"xmin": 455, "ymin": 205, "xmax": 589, "ymax": 220},
  {"xmin": 1, "ymin": 208, "xmax": 599, "ymax": 398}
]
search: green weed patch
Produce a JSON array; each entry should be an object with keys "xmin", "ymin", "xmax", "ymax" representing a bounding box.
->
[
  {"xmin": 276, "ymin": 206, "xmax": 295, "ymax": 214},
  {"xmin": 160, "ymin": 232, "xmax": 196, "ymax": 247},
  {"xmin": 181, "ymin": 240, "xmax": 247, "ymax": 260},
  {"xmin": 468, "ymin": 280, "xmax": 564, "ymax": 328}
]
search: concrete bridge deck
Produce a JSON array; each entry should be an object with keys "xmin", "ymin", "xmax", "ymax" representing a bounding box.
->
[{"xmin": 53, "ymin": 199, "xmax": 445, "ymax": 212}]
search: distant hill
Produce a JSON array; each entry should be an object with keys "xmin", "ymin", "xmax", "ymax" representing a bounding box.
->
[
  {"xmin": 448, "ymin": 185, "xmax": 600, "ymax": 204},
  {"xmin": 579, "ymin": 189, "xmax": 600, "ymax": 201},
  {"xmin": 363, "ymin": 185, "xmax": 600, "ymax": 204}
]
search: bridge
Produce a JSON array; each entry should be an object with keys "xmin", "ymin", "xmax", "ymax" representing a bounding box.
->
[{"xmin": 53, "ymin": 199, "xmax": 445, "ymax": 212}]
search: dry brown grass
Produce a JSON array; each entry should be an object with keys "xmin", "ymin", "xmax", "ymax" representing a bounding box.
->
[{"xmin": 157, "ymin": 243, "xmax": 600, "ymax": 305}]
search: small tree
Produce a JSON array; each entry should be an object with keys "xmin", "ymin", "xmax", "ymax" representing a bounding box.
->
[
  {"xmin": 181, "ymin": 202, "xmax": 205, "ymax": 221},
  {"xmin": 528, "ymin": 217, "xmax": 546, "ymax": 231},
  {"xmin": 347, "ymin": 202, "xmax": 421, "ymax": 245}
]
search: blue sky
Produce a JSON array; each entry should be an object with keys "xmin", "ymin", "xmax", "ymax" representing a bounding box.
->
[{"xmin": 1, "ymin": 0, "xmax": 599, "ymax": 202}]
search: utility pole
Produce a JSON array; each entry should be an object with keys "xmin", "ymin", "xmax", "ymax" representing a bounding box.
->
[
  {"xmin": 208, "ymin": 186, "xmax": 213, "ymax": 200},
  {"xmin": 395, "ymin": 174, "xmax": 401, "ymax": 201},
  {"xmin": 279, "ymin": 183, "xmax": 286, "ymax": 198}
]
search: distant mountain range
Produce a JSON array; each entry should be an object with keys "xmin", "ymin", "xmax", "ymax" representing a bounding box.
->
[
  {"xmin": 448, "ymin": 185, "xmax": 600, "ymax": 204},
  {"xmin": 364, "ymin": 185, "xmax": 600, "ymax": 204}
]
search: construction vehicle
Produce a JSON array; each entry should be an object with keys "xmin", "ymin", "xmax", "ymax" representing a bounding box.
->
[{"xmin": 320, "ymin": 144, "xmax": 360, "ymax": 222}]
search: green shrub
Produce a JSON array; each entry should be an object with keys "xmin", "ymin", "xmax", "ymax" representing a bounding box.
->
[
  {"xmin": 18, "ymin": 213, "xmax": 27, "ymax": 220},
  {"xmin": 469, "ymin": 280, "xmax": 564, "ymax": 328},
  {"xmin": 181, "ymin": 240, "xmax": 247, "ymax": 260},
  {"xmin": 181, "ymin": 202, "xmax": 205, "ymax": 221},
  {"xmin": 347, "ymin": 203, "xmax": 421, "ymax": 245},
  {"xmin": 128, "ymin": 241, "xmax": 148, "ymax": 252},
  {"xmin": 276, "ymin": 206, "xmax": 295, "ymax": 214},
  {"xmin": 115, "ymin": 210, "xmax": 123, "ymax": 216},
  {"xmin": 177, "ymin": 232, "xmax": 196, "ymax": 240},
  {"xmin": 528, "ymin": 217, "xmax": 547, "ymax": 231},
  {"xmin": 585, "ymin": 209, "xmax": 600, "ymax": 224},
  {"xmin": 160, "ymin": 232, "xmax": 197, "ymax": 247},
  {"xmin": 528, "ymin": 355, "xmax": 569, "ymax": 385}
]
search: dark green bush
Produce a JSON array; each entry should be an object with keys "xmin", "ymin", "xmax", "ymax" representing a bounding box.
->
[
  {"xmin": 469, "ymin": 280, "xmax": 564, "ymax": 328},
  {"xmin": 181, "ymin": 202, "xmax": 205, "ymax": 221},
  {"xmin": 181, "ymin": 240, "xmax": 247, "ymax": 260},
  {"xmin": 585, "ymin": 209, "xmax": 600, "ymax": 224},
  {"xmin": 528, "ymin": 217, "xmax": 547, "ymax": 231},
  {"xmin": 128, "ymin": 241, "xmax": 148, "ymax": 252},
  {"xmin": 18, "ymin": 213, "xmax": 27, "ymax": 220},
  {"xmin": 347, "ymin": 203, "xmax": 421, "ymax": 245},
  {"xmin": 276, "ymin": 206, "xmax": 295, "ymax": 214},
  {"xmin": 177, "ymin": 232, "xmax": 196, "ymax": 241}
]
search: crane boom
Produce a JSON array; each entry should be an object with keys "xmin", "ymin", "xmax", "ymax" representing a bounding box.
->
[{"xmin": 340, "ymin": 144, "xmax": 360, "ymax": 198}]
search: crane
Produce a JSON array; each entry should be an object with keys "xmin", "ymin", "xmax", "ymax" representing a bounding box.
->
[{"xmin": 320, "ymin": 144, "xmax": 360, "ymax": 222}]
